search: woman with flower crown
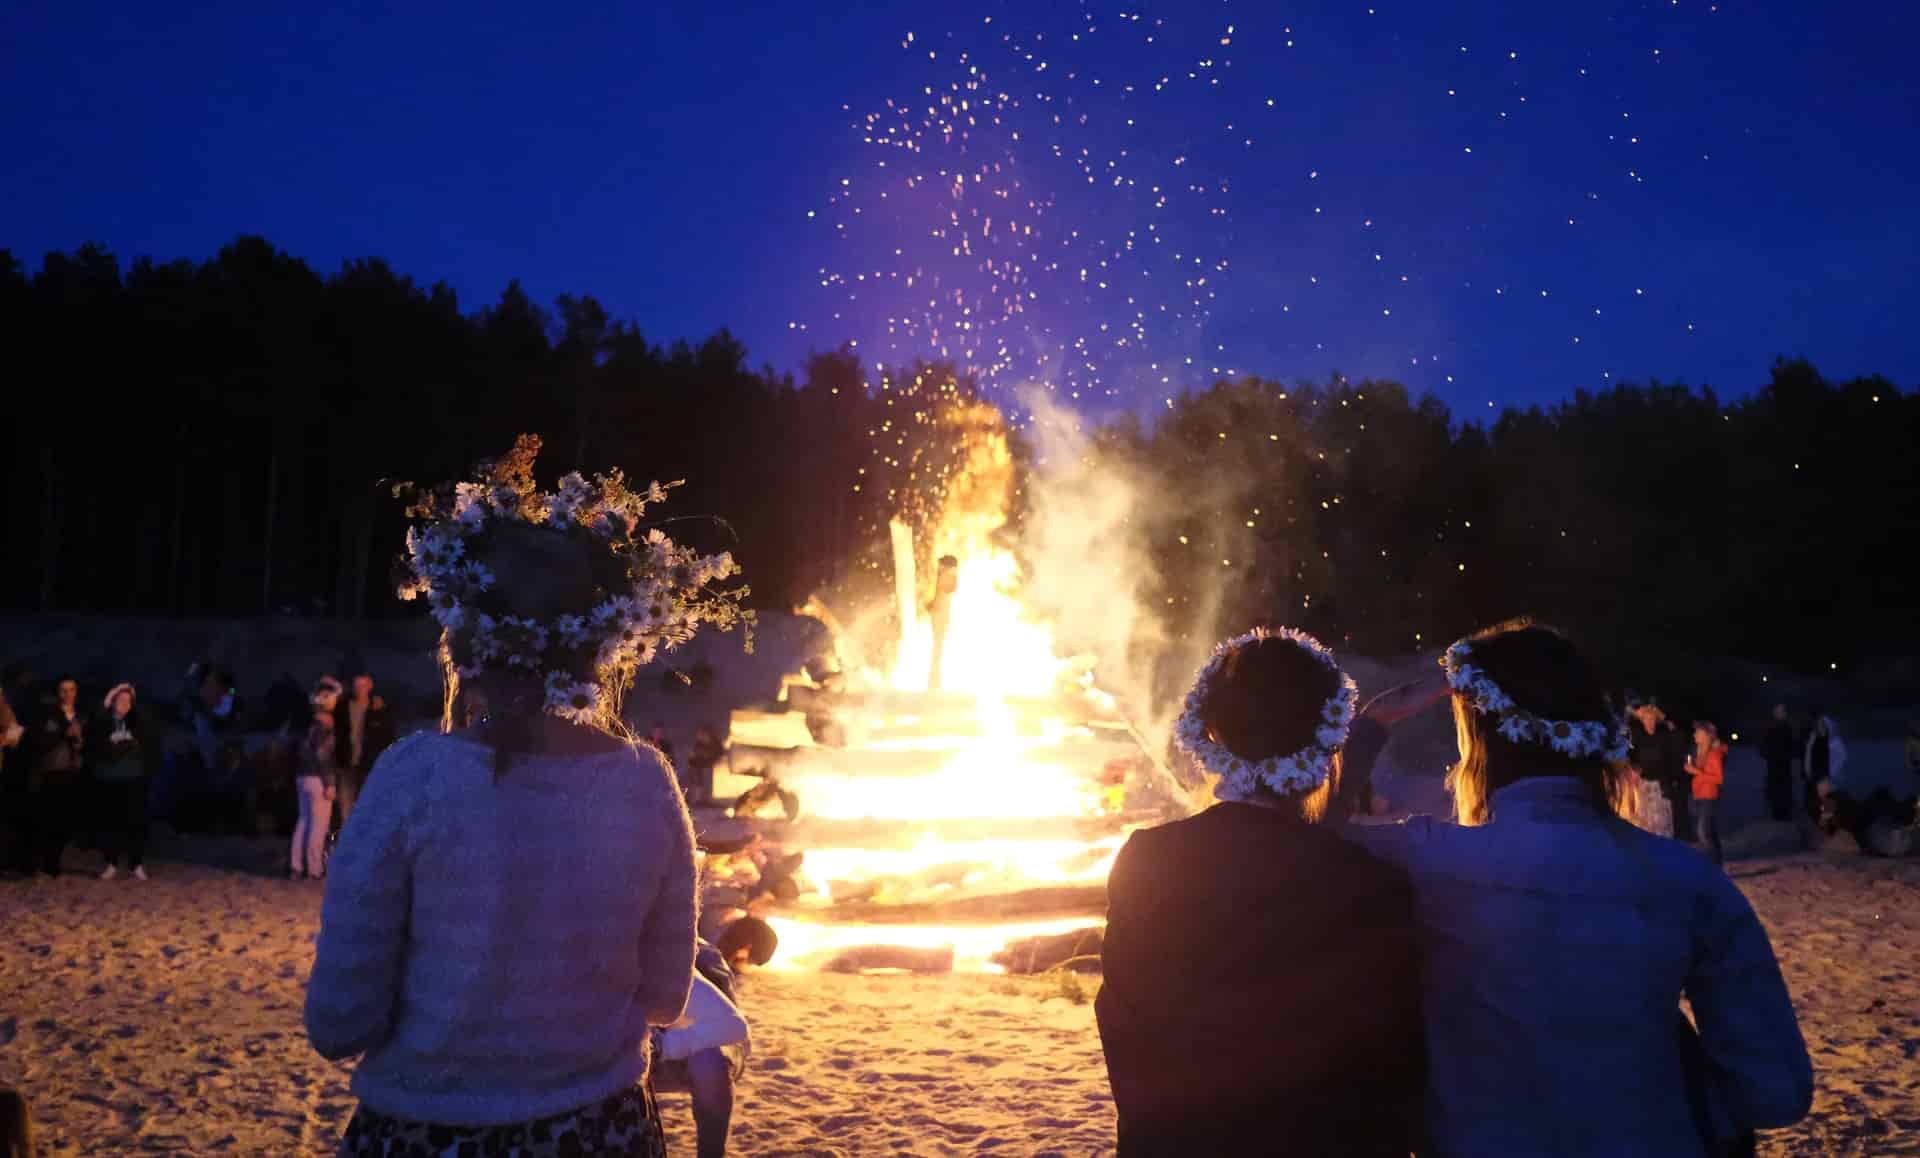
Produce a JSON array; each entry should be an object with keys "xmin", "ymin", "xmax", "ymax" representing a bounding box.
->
[
  {"xmin": 1347, "ymin": 619, "xmax": 1810, "ymax": 1157},
  {"xmin": 1096, "ymin": 627, "xmax": 1425, "ymax": 1157},
  {"xmin": 305, "ymin": 437, "xmax": 751, "ymax": 1157}
]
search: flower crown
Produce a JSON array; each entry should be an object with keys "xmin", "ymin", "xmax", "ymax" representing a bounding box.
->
[
  {"xmin": 1442, "ymin": 639, "xmax": 1630, "ymax": 762},
  {"xmin": 1174, "ymin": 627, "xmax": 1359, "ymax": 804},
  {"xmin": 393, "ymin": 435, "xmax": 753, "ymax": 727}
]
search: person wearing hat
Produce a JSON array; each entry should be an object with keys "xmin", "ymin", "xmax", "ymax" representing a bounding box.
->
[{"xmin": 89, "ymin": 683, "xmax": 156, "ymax": 880}]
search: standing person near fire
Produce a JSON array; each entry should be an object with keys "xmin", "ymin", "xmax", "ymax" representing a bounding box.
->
[
  {"xmin": 1336, "ymin": 673, "xmax": 1452, "ymax": 819},
  {"xmin": 1629, "ymin": 697, "xmax": 1686, "ymax": 838},
  {"xmin": 1688, "ymin": 721, "xmax": 1728, "ymax": 866},
  {"xmin": 89, "ymin": 683, "xmax": 156, "ymax": 880},
  {"xmin": 289, "ymin": 679, "xmax": 340, "ymax": 880},
  {"xmin": 1098, "ymin": 628, "xmax": 1424, "ymax": 1157},
  {"xmin": 331, "ymin": 672, "xmax": 392, "ymax": 831},
  {"xmin": 28, "ymin": 677, "xmax": 85, "ymax": 877},
  {"xmin": 926, "ymin": 554, "xmax": 958, "ymax": 691},
  {"xmin": 307, "ymin": 438, "xmax": 746, "ymax": 1156},
  {"xmin": 1348, "ymin": 620, "xmax": 1810, "ymax": 1156},
  {"xmin": 1761, "ymin": 704, "xmax": 1799, "ymax": 823}
]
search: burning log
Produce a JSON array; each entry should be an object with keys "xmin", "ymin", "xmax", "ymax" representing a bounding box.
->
[
  {"xmin": 990, "ymin": 926, "xmax": 1105, "ymax": 975},
  {"xmin": 821, "ymin": 944, "xmax": 955, "ymax": 975},
  {"xmin": 815, "ymin": 884, "xmax": 1107, "ymax": 925}
]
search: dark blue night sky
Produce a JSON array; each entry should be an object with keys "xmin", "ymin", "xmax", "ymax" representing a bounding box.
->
[{"xmin": 4, "ymin": 0, "xmax": 1914, "ymax": 416}]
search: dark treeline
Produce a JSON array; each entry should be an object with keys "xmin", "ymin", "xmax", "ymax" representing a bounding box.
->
[{"xmin": 2, "ymin": 238, "xmax": 1914, "ymax": 680}]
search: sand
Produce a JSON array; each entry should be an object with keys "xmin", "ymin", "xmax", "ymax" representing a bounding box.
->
[{"xmin": 1, "ymin": 837, "xmax": 1914, "ymax": 1156}]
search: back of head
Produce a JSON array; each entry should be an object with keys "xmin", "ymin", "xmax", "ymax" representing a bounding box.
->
[
  {"xmin": 1445, "ymin": 618, "xmax": 1630, "ymax": 825},
  {"xmin": 1176, "ymin": 628, "xmax": 1357, "ymax": 820},
  {"xmin": 717, "ymin": 915, "xmax": 779, "ymax": 968}
]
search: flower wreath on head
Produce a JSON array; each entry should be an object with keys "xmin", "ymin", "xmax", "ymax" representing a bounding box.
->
[
  {"xmin": 1174, "ymin": 627, "xmax": 1360, "ymax": 804},
  {"xmin": 1442, "ymin": 639, "xmax": 1630, "ymax": 762},
  {"xmin": 393, "ymin": 435, "xmax": 753, "ymax": 728}
]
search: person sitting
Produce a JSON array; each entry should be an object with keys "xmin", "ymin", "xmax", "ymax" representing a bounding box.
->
[
  {"xmin": 1097, "ymin": 627, "xmax": 1424, "ymax": 1157},
  {"xmin": 1348, "ymin": 619, "xmax": 1811, "ymax": 1156},
  {"xmin": 305, "ymin": 445, "xmax": 735, "ymax": 1155},
  {"xmin": 652, "ymin": 939, "xmax": 753, "ymax": 1158}
]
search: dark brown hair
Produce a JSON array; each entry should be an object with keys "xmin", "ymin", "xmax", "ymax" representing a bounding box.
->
[
  {"xmin": 440, "ymin": 520, "xmax": 628, "ymax": 778},
  {"xmin": 1446, "ymin": 618, "xmax": 1632, "ymax": 825},
  {"xmin": 1196, "ymin": 632, "xmax": 1345, "ymax": 820}
]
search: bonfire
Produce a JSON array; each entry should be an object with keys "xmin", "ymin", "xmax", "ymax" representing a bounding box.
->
[{"xmin": 713, "ymin": 402, "xmax": 1169, "ymax": 974}]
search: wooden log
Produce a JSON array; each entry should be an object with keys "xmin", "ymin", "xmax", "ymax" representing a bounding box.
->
[
  {"xmin": 990, "ymin": 926, "xmax": 1106, "ymax": 975},
  {"xmin": 814, "ymin": 884, "xmax": 1107, "ymax": 925},
  {"xmin": 822, "ymin": 944, "xmax": 955, "ymax": 975}
]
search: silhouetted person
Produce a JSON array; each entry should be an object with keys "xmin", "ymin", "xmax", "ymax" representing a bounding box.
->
[
  {"xmin": 89, "ymin": 684, "xmax": 155, "ymax": 880},
  {"xmin": 1099, "ymin": 628, "xmax": 1422, "ymax": 1157},
  {"xmin": 1761, "ymin": 704, "xmax": 1797, "ymax": 822}
]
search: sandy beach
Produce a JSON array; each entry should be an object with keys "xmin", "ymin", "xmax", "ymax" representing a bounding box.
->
[{"xmin": 1, "ymin": 836, "xmax": 1914, "ymax": 1156}]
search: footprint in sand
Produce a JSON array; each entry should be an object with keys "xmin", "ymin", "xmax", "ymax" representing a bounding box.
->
[{"xmin": 0, "ymin": 1016, "xmax": 16, "ymax": 1045}]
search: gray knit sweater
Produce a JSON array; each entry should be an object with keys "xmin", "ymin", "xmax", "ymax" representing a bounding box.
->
[{"xmin": 304, "ymin": 731, "xmax": 697, "ymax": 1127}]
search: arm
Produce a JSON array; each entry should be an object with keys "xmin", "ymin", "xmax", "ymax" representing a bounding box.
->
[
  {"xmin": 304, "ymin": 741, "xmax": 418, "ymax": 1060},
  {"xmin": 657, "ymin": 972, "xmax": 750, "ymax": 1060},
  {"xmin": 1685, "ymin": 876, "xmax": 1813, "ymax": 1134},
  {"xmin": 635, "ymin": 748, "xmax": 699, "ymax": 1027},
  {"xmin": 1362, "ymin": 676, "xmax": 1451, "ymax": 728}
]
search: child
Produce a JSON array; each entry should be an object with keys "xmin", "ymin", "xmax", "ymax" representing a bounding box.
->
[{"xmin": 1687, "ymin": 721, "xmax": 1727, "ymax": 866}]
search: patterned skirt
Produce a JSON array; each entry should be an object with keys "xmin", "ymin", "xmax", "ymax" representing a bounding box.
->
[
  {"xmin": 339, "ymin": 1085, "xmax": 666, "ymax": 1158},
  {"xmin": 1634, "ymin": 777, "xmax": 1674, "ymax": 838}
]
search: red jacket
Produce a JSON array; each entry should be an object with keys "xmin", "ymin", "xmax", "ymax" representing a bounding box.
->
[{"xmin": 1690, "ymin": 744, "xmax": 1727, "ymax": 800}]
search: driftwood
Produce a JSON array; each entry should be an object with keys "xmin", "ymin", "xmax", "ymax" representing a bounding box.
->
[{"xmin": 991, "ymin": 927, "xmax": 1105, "ymax": 975}]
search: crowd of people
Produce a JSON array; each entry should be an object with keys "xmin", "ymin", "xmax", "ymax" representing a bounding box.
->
[{"xmin": 0, "ymin": 660, "xmax": 395, "ymax": 881}]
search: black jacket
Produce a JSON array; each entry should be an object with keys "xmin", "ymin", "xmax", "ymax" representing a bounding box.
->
[
  {"xmin": 1630, "ymin": 721, "xmax": 1687, "ymax": 786},
  {"xmin": 1096, "ymin": 803, "xmax": 1425, "ymax": 1157},
  {"xmin": 1761, "ymin": 721, "xmax": 1797, "ymax": 767}
]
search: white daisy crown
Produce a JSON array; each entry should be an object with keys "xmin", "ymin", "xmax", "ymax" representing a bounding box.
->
[
  {"xmin": 1174, "ymin": 627, "xmax": 1360, "ymax": 804},
  {"xmin": 393, "ymin": 435, "xmax": 753, "ymax": 727},
  {"xmin": 1442, "ymin": 638, "xmax": 1631, "ymax": 762}
]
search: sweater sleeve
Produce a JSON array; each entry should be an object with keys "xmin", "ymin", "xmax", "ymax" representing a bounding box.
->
[
  {"xmin": 658, "ymin": 972, "xmax": 750, "ymax": 1060},
  {"xmin": 305, "ymin": 738, "xmax": 420, "ymax": 1061},
  {"xmin": 635, "ymin": 749, "xmax": 698, "ymax": 1027},
  {"xmin": 1685, "ymin": 874, "xmax": 1813, "ymax": 1134}
]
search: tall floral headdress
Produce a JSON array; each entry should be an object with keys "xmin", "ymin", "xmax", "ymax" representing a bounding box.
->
[
  {"xmin": 1174, "ymin": 627, "xmax": 1359, "ymax": 804},
  {"xmin": 393, "ymin": 435, "xmax": 753, "ymax": 727},
  {"xmin": 1442, "ymin": 638, "xmax": 1630, "ymax": 762}
]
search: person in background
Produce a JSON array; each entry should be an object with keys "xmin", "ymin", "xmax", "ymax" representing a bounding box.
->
[
  {"xmin": 28, "ymin": 677, "xmax": 85, "ymax": 877},
  {"xmin": 332, "ymin": 673, "xmax": 392, "ymax": 830},
  {"xmin": 1688, "ymin": 721, "xmax": 1728, "ymax": 867},
  {"xmin": 1760, "ymin": 704, "xmax": 1798, "ymax": 823},
  {"xmin": 1350, "ymin": 620, "xmax": 1810, "ymax": 1155},
  {"xmin": 0, "ymin": 678, "xmax": 25, "ymax": 875},
  {"xmin": 1629, "ymin": 698, "xmax": 1688, "ymax": 839},
  {"xmin": 1804, "ymin": 710, "xmax": 1846, "ymax": 824},
  {"xmin": 686, "ymin": 725, "xmax": 723, "ymax": 807},
  {"xmin": 1336, "ymin": 673, "xmax": 1451, "ymax": 819},
  {"xmin": 1099, "ymin": 628, "xmax": 1423, "ymax": 1157},
  {"xmin": 90, "ymin": 684, "xmax": 156, "ymax": 880},
  {"xmin": 289, "ymin": 681, "xmax": 340, "ymax": 880}
]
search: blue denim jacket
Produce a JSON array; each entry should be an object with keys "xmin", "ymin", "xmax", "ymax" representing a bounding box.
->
[{"xmin": 1349, "ymin": 777, "xmax": 1811, "ymax": 1157}]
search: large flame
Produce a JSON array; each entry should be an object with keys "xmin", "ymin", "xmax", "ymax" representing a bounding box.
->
[{"xmin": 753, "ymin": 398, "xmax": 1137, "ymax": 973}]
